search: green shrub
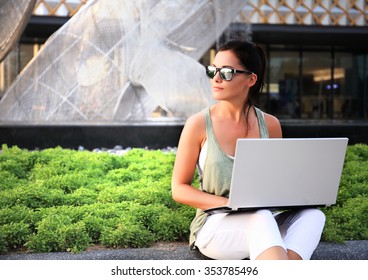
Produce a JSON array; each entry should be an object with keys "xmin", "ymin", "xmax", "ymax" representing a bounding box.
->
[
  {"xmin": 0, "ymin": 229, "xmax": 7, "ymax": 254},
  {"xmin": 156, "ymin": 205, "xmax": 194, "ymax": 241},
  {"xmin": 132, "ymin": 180, "xmax": 175, "ymax": 207},
  {"xmin": 321, "ymin": 144, "xmax": 368, "ymax": 242},
  {"xmin": 82, "ymin": 215, "xmax": 106, "ymax": 242},
  {"xmin": 0, "ymin": 144, "xmax": 366, "ymax": 255},
  {"xmin": 0, "ymin": 170, "xmax": 25, "ymax": 191},
  {"xmin": 0, "ymin": 184, "xmax": 65, "ymax": 208},
  {"xmin": 26, "ymin": 214, "xmax": 91, "ymax": 253},
  {"xmin": 96, "ymin": 184, "xmax": 136, "ymax": 203},
  {"xmin": 105, "ymin": 168, "xmax": 140, "ymax": 184},
  {"xmin": 0, "ymin": 222, "xmax": 32, "ymax": 251},
  {"xmin": 0, "ymin": 145, "xmax": 32, "ymax": 179},
  {"xmin": 100, "ymin": 217, "xmax": 154, "ymax": 248},
  {"xmin": 64, "ymin": 187, "xmax": 99, "ymax": 206},
  {"xmin": 322, "ymin": 195, "xmax": 368, "ymax": 242},
  {"xmin": 0, "ymin": 205, "xmax": 42, "ymax": 233}
]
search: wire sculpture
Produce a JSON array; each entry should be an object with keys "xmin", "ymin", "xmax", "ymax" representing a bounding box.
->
[{"xmin": 0, "ymin": 0, "xmax": 246, "ymax": 123}]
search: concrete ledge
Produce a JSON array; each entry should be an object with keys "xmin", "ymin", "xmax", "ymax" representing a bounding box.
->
[
  {"xmin": 1, "ymin": 121, "xmax": 368, "ymax": 151},
  {"xmin": 310, "ymin": 240, "xmax": 368, "ymax": 260},
  {"xmin": 0, "ymin": 241, "xmax": 367, "ymax": 260}
]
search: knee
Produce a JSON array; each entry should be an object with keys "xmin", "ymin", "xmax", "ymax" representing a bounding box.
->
[
  {"xmin": 249, "ymin": 209, "xmax": 276, "ymax": 226},
  {"xmin": 254, "ymin": 209, "xmax": 274, "ymax": 219},
  {"xmin": 302, "ymin": 208, "xmax": 326, "ymax": 226}
]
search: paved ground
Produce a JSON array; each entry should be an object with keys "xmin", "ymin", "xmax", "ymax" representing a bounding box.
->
[{"xmin": 1, "ymin": 240, "xmax": 367, "ymax": 260}]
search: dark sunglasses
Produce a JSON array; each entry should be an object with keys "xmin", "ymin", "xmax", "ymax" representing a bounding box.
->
[{"xmin": 205, "ymin": 65, "xmax": 254, "ymax": 81}]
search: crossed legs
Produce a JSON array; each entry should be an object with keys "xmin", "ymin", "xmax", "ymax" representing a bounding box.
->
[{"xmin": 195, "ymin": 208, "xmax": 325, "ymax": 260}]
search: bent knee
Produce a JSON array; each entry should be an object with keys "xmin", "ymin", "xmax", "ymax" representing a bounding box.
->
[
  {"xmin": 253, "ymin": 209, "xmax": 274, "ymax": 220},
  {"xmin": 302, "ymin": 208, "xmax": 326, "ymax": 225}
]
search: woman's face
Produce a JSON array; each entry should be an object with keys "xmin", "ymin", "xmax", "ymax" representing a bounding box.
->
[{"xmin": 210, "ymin": 50, "xmax": 255, "ymax": 103}]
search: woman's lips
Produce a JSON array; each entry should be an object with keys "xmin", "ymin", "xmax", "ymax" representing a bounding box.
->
[{"xmin": 212, "ymin": 86, "xmax": 223, "ymax": 92}]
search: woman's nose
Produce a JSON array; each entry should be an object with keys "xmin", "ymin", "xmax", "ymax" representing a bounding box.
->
[{"xmin": 213, "ymin": 70, "xmax": 222, "ymax": 82}]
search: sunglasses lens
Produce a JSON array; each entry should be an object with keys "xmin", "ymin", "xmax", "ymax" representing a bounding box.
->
[
  {"xmin": 205, "ymin": 66, "xmax": 234, "ymax": 80},
  {"xmin": 220, "ymin": 68, "xmax": 234, "ymax": 81},
  {"xmin": 206, "ymin": 66, "xmax": 216, "ymax": 78}
]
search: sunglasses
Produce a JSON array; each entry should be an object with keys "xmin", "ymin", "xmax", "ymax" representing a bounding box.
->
[{"xmin": 205, "ymin": 65, "xmax": 254, "ymax": 81}]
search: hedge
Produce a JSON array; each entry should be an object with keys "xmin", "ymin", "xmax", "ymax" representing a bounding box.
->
[{"xmin": 0, "ymin": 143, "xmax": 367, "ymax": 254}]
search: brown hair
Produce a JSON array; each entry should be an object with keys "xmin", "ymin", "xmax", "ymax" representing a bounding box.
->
[{"xmin": 218, "ymin": 40, "xmax": 266, "ymax": 114}]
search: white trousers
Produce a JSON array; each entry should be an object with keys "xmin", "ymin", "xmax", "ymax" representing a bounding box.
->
[{"xmin": 195, "ymin": 208, "xmax": 326, "ymax": 260}]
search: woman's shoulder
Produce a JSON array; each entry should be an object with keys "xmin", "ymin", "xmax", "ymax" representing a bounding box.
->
[
  {"xmin": 182, "ymin": 110, "xmax": 207, "ymax": 139},
  {"xmin": 185, "ymin": 109, "xmax": 206, "ymax": 129},
  {"xmin": 262, "ymin": 111, "xmax": 282, "ymax": 138}
]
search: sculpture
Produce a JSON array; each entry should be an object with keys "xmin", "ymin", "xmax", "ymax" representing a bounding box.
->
[
  {"xmin": 0, "ymin": 0, "xmax": 36, "ymax": 62},
  {"xmin": 0, "ymin": 0, "xmax": 246, "ymax": 123}
]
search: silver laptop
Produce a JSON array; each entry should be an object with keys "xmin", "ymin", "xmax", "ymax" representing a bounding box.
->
[{"xmin": 204, "ymin": 138, "xmax": 348, "ymax": 215}]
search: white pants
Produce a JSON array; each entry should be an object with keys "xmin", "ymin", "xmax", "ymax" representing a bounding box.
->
[{"xmin": 195, "ymin": 208, "xmax": 326, "ymax": 260}]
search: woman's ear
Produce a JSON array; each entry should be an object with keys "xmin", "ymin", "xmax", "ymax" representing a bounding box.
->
[{"xmin": 248, "ymin": 73, "xmax": 258, "ymax": 87}]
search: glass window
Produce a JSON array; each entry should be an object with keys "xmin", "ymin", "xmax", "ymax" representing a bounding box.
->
[
  {"xmin": 302, "ymin": 51, "xmax": 332, "ymax": 119},
  {"xmin": 365, "ymin": 54, "xmax": 368, "ymax": 119},
  {"xmin": 267, "ymin": 50, "xmax": 300, "ymax": 119},
  {"xmin": 335, "ymin": 52, "xmax": 366, "ymax": 119},
  {"xmin": 19, "ymin": 44, "xmax": 36, "ymax": 71},
  {"xmin": 0, "ymin": 46, "xmax": 20, "ymax": 99},
  {"xmin": 0, "ymin": 43, "xmax": 40, "ymax": 99}
]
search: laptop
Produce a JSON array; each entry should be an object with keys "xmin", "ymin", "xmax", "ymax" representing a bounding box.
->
[{"xmin": 204, "ymin": 137, "xmax": 349, "ymax": 215}]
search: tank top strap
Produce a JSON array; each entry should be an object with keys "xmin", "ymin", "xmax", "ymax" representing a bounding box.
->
[
  {"xmin": 203, "ymin": 107, "xmax": 215, "ymax": 140},
  {"xmin": 254, "ymin": 107, "xmax": 269, "ymax": 138}
]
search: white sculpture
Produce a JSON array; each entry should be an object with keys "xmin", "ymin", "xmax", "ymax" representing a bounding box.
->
[
  {"xmin": 0, "ymin": 0, "xmax": 246, "ymax": 123},
  {"xmin": 0, "ymin": 0, "xmax": 36, "ymax": 62}
]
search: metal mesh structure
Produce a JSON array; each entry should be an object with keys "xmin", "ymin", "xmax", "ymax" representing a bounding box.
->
[
  {"xmin": 0, "ymin": 0, "xmax": 36, "ymax": 62},
  {"xmin": 0, "ymin": 0, "xmax": 247, "ymax": 123}
]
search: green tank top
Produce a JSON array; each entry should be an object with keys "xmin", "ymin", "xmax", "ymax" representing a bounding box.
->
[{"xmin": 189, "ymin": 106, "xmax": 270, "ymax": 248}]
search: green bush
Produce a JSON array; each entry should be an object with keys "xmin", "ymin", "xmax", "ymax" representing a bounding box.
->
[
  {"xmin": 26, "ymin": 214, "xmax": 92, "ymax": 253},
  {"xmin": 322, "ymin": 195, "xmax": 368, "ymax": 242},
  {"xmin": 0, "ymin": 170, "xmax": 25, "ymax": 191},
  {"xmin": 82, "ymin": 215, "xmax": 106, "ymax": 242},
  {"xmin": 321, "ymin": 144, "xmax": 368, "ymax": 242},
  {"xmin": 151, "ymin": 206, "xmax": 193, "ymax": 241},
  {"xmin": 100, "ymin": 217, "xmax": 155, "ymax": 248},
  {"xmin": 0, "ymin": 222, "xmax": 32, "ymax": 251},
  {"xmin": 0, "ymin": 143, "xmax": 366, "ymax": 254}
]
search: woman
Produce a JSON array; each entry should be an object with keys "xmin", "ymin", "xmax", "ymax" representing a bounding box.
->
[{"xmin": 171, "ymin": 40, "xmax": 325, "ymax": 260}]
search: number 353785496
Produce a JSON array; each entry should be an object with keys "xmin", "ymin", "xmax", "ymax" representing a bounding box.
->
[{"xmin": 204, "ymin": 266, "xmax": 259, "ymax": 276}]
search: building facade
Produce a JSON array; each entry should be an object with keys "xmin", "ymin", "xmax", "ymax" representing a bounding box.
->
[{"xmin": 1, "ymin": 0, "xmax": 368, "ymax": 121}]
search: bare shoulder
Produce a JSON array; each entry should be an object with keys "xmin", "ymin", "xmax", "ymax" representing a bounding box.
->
[
  {"xmin": 263, "ymin": 112, "xmax": 283, "ymax": 138},
  {"xmin": 180, "ymin": 110, "xmax": 206, "ymax": 143},
  {"xmin": 185, "ymin": 112, "xmax": 206, "ymax": 131},
  {"xmin": 185, "ymin": 111, "xmax": 205, "ymax": 129}
]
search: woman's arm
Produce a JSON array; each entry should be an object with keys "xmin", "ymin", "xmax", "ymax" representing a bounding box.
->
[{"xmin": 171, "ymin": 112, "xmax": 228, "ymax": 210}]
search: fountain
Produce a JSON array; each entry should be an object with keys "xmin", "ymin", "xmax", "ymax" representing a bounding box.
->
[{"xmin": 0, "ymin": 0, "xmax": 250, "ymax": 149}]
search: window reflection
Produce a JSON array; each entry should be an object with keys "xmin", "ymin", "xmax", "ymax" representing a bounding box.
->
[
  {"xmin": 268, "ymin": 50, "xmax": 299, "ymax": 119},
  {"xmin": 302, "ymin": 51, "xmax": 332, "ymax": 119},
  {"xmin": 266, "ymin": 48, "xmax": 367, "ymax": 120}
]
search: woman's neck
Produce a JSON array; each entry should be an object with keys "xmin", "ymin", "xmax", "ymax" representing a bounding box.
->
[{"xmin": 213, "ymin": 102, "xmax": 252, "ymax": 123}]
